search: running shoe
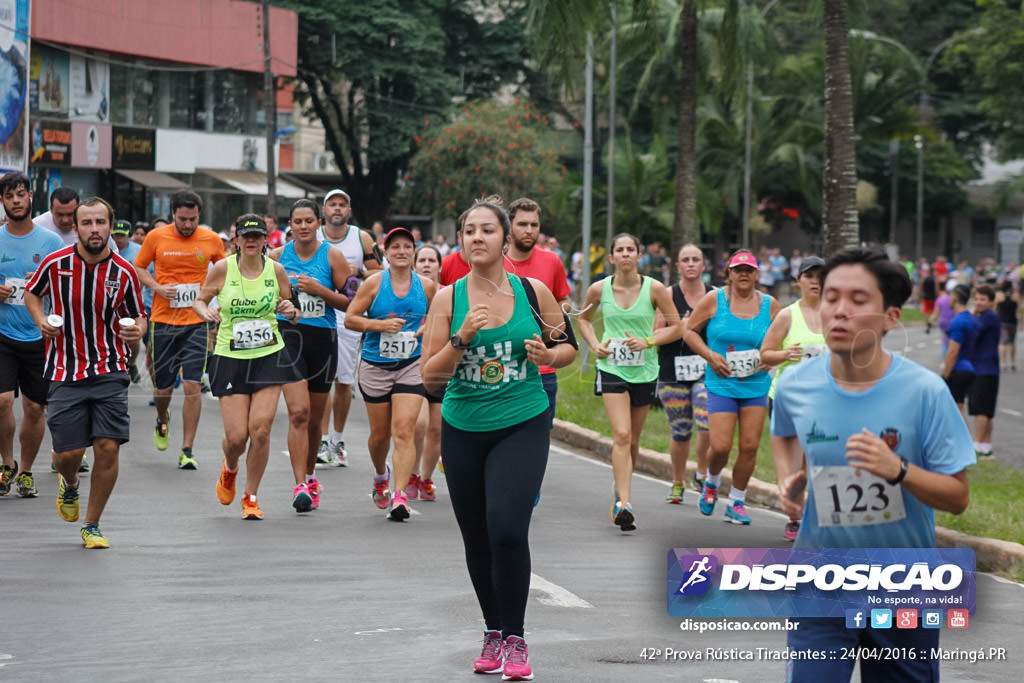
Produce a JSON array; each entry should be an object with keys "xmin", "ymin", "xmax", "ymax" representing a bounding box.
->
[
  {"xmin": 57, "ymin": 475, "xmax": 79, "ymax": 522},
  {"xmin": 154, "ymin": 418, "xmax": 170, "ymax": 451},
  {"xmin": 292, "ymin": 483, "xmax": 312, "ymax": 513},
  {"xmin": 128, "ymin": 363, "xmax": 141, "ymax": 384},
  {"xmin": 316, "ymin": 440, "xmax": 331, "ymax": 465},
  {"xmin": 976, "ymin": 450, "xmax": 995, "ymax": 461},
  {"xmin": 331, "ymin": 440, "xmax": 348, "ymax": 467},
  {"xmin": 406, "ymin": 473, "xmax": 421, "ymax": 500},
  {"xmin": 81, "ymin": 524, "xmax": 110, "ymax": 549},
  {"xmin": 665, "ymin": 481, "xmax": 684, "ymax": 504},
  {"xmin": 15, "ymin": 471, "xmax": 37, "ymax": 498},
  {"xmin": 698, "ymin": 481, "xmax": 718, "ymax": 516},
  {"xmin": 308, "ymin": 477, "xmax": 322, "ymax": 510},
  {"xmin": 50, "ymin": 460, "xmax": 57, "ymax": 473},
  {"xmin": 371, "ymin": 465, "xmax": 391, "ymax": 509},
  {"xmin": 611, "ymin": 501, "xmax": 636, "ymax": 531},
  {"xmin": 388, "ymin": 490, "xmax": 410, "ymax": 522},
  {"xmin": 216, "ymin": 459, "xmax": 238, "ymax": 505},
  {"xmin": 78, "ymin": 456, "xmax": 90, "ymax": 473},
  {"xmin": 200, "ymin": 372, "xmax": 211, "ymax": 394},
  {"xmin": 438, "ymin": 457, "xmax": 445, "ymax": 474},
  {"xmin": 501, "ymin": 635, "xmax": 533, "ymax": 681},
  {"xmin": 724, "ymin": 500, "xmax": 752, "ymax": 525},
  {"xmin": 420, "ymin": 478, "xmax": 436, "ymax": 501},
  {"xmin": 0, "ymin": 461, "xmax": 17, "ymax": 496},
  {"xmin": 178, "ymin": 448, "xmax": 198, "ymax": 470},
  {"xmin": 691, "ymin": 473, "xmax": 704, "ymax": 493},
  {"xmin": 784, "ymin": 520, "xmax": 800, "ymax": 542},
  {"xmin": 473, "ymin": 630, "xmax": 504, "ymax": 674},
  {"xmin": 241, "ymin": 494, "xmax": 264, "ymax": 520}
]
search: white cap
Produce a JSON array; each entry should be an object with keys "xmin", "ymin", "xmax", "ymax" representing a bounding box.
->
[{"xmin": 323, "ymin": 188, "xmax": 350, "ymax": 204}]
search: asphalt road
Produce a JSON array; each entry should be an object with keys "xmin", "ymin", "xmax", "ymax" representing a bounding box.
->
[{"xmin": 1, "ymin": 353, "xmax": 1022, "ymax": 682}]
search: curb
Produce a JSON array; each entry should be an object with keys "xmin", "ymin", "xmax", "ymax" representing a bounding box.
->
[{"xmin": 552, "ymin": 418, "xmax": 1024, "ymax": 574}]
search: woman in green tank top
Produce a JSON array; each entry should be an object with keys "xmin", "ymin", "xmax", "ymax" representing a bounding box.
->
[
  {"xmin": 759, "ymin": 256, "xmax": 825, "ymax": 542},
  {"xmin": 421, "ymin": 198, "xmax": 576, "ymax": 680},
  {"xmin": 577, "ymin": 233, "xmax": 687, "ymax": 532},
  {"xmin": 193, "ymin": 214, "xmax": 301, "ymax": 521}
]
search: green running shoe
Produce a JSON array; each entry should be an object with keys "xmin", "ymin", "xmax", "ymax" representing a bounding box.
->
[
  {"xmin": 154, "ymin": 418, "xmax": 170, "ymax": 451},
  {"xmin": 15, "ymin": 471, "xmax": 37, "ymax": 498},
  {"xmin": 57, "ymin": 475, "xmax": 79, "ymax": 522}
]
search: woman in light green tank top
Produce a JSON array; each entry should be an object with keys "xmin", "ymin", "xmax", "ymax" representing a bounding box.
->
[
  {"xmin": 759, "ymin": 256, "xmax": 824, "ymax": 541},
  {"xmin": 193, "ymin": 214, "xmax": 301, "ymax": 521},
  {"xmin": 577, "ymin": 233, "xmax": 688, "ymax": 532}
]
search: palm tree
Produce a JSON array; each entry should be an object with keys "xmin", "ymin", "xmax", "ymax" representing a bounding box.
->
[{"xmin": 822, "ymin": 0, "xmax": 860, "ymax": 254}]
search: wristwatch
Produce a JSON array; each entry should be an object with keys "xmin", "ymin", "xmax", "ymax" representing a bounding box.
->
[
  {"xmin": 886, "ymin": 457, "xmax": 909, "ymax": 486},
  {"xmin": 450, "ymin": 334, "xmax": 472, "ymax": 350}
]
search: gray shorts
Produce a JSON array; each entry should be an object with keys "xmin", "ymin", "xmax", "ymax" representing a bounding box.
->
[
  {"xmin": 357, "ymin": 357, "xmax": 425, "ymax": 403},
  {"xmin": 47, "ymin": 372, "xmax": 131, "ymax": 452}
]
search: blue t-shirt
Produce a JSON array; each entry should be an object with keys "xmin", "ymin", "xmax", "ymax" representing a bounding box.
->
[
  {"xmin": 118, "ymin": 241, "xmax": 141, "ymax": 265},
  {"xmin": 970, "ymin": 309, "xmax": 1000, "ymax": 376},
  {"xmin": 277, "ymin": 242, "xmax": 337, "ymax": 329},
  {"xmin": 0, "ymin": 224, "xmax": 64, "ymax": 342},
  {"xmin": 947, "ymin": 310, "xmax": 977, "ymax": 373},
  {"xmin": 772, "ymin": 353, "xmax": 975, "ymax": 549}
]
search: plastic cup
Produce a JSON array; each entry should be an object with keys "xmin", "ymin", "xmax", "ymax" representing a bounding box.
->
[
  {"xmin": 47, "ymin": 314, "xmax": 63, "ymax": 327},
  {"xmin": 119, "ymin": 317, "xmax": 136, "ymax": 328}
]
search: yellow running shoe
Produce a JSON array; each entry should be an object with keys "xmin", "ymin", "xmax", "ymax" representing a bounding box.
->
[
  {"xmin": 57, "ymin": 475, "xmax": 80, "ymax": 522},
  {"xmin": 241, "ymin": 494, "xmax": 263, "ymax": 520},
  {"xmin": 216, "ymin": 460, "xmax": 238, "ymax": 505},
  {"xmin": 154, "ymin": 417, "xmax": 170, "ymax": 451},
  {"xmin": 81, "ymin": 524, "xmax": 110, "ymax": 549}
]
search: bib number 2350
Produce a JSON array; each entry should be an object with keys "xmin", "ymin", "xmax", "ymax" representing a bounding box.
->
[{"xmin": 726, "ymin": 349, "xmax": 760, "ymax": 378}]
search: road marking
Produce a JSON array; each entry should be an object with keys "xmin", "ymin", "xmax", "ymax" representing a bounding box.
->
[
  {"xmin": 1000, "ymin": 408, "xmax": 1023, "ymax": 418},
  {"xmin": 916, "ymin": 342, "xmax": 928, "ymax": 349},
  {"xmin": 354, "ymin": 628, "xmax": 403, "ymax": 635},
  {"xmin": 530, "ymin": 573, "xmax": 594, "ymax": 608}
]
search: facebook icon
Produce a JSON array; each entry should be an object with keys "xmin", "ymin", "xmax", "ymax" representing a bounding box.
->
[{"xmin": 845, "ymin": 609, "xmax": 866, "ymax": 629}]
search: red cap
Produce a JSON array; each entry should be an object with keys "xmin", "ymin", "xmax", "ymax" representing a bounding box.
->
[
  {"xmin": 384, "ymin": 227, "xmax": 415, "ymax": 246},
  {"xmin": 727, "ymin": 252, "xmax": 759, "ymax": 269}
]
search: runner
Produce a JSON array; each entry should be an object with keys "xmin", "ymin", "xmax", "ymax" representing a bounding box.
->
[
  {"xmin": 655, "ymin": 244, "xmax": 713, "ymax": 504},
  {"xmin": 25, "ymin": 196, "xmax": 145, "ymax": 549},
  {"xmin": 772, "ymin": 246, "xmax": 974, "ymax": 682},
  {"xmin": 996, "ymin": 280, "xmax": 1020, "ymax": 371},
  {"xmin": 410, "ymin": 243, "xmax": 444, "ymax": 501},
  {"xmin": 344, "ymin": 227, "xmax": 436, "ymax": 521},
  {"xmin": 760, "ymin": 255, "xmax": 825, "ymax": 540},
  {"xmin": 683, "ymin": 250, "xmax": 781, "ymax": 525},
  {"xmin": 271, "ymin": 199, "xmax": 351, "ymax": 512},
  {"xmin": 968, "ymin": 285, "xmax": 1000, "ymax": 460},
  {"xmin": 134, "ymin": 190, "xmax": 226, "ymax": 469},
  {"xmin": 421, "ymin": 197, "xmax": 576, "ymax": 680},
  {"xmin": 941, "ymin": 285, "xmax": 976, "ymax": 423},
  {"xmin": 0, "ymin": 172, "xmax": 64, "ymax": 498},
  {"xmin": 577, "ymin": 233, "xmax": 686, "ymax": 532},
  {"xmin": 193, "ymin": 214, "xmax": 301, "ymax": 520},
  {"xmin": 316, "ymin": 189, "xmax": 382, "ymax": 467}
]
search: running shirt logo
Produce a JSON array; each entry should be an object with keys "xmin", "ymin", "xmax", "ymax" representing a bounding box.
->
[
  {"xmin": 32, "ymin": 253, "xmax": 41, "ymax": 264},
  {"xmin": 456, "ymin": 341, "xmax": 527, "ymax": 385},
  {"xmin": 880, "ymin": 427, "xmax": 901, "ymax": 451},
  {"xmin": 104, "ymin": 279, "xmax": 121, "ymax": 297},
  {"xmin": 480, "ymin": 360, "xmax": 505, "ymax": 384}
]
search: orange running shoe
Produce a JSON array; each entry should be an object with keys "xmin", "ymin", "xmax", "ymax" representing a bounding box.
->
[
  {"xmin": 241, "ymin": 494, "xmax": 263, "ymax": 520},
  {"xmin": 216, "ymin": 460, "xmax": 238, "ymax": 505}
]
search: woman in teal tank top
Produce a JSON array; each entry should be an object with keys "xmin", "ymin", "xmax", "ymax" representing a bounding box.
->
[
  {"xmin": 683, "ymin": 250, "xmax": 781, "ymax": 526},
  {"xmin": 193, "ymin": 214, "xmax": 301, "ymax": 521},
  {"xmin": 577, "ymin": 233, "xmax": 687, "ymax": 532},
  {"xmin": 421, "ymin": 198, "xmax": 576, "ymax": 680},
  {"xmin": 760, "ymin": 256, "xmax": 825, "ymax": 541}
]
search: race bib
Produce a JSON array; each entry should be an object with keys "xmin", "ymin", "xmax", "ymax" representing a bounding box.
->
[
  {"xmin": 380, "ymin": 330, "xmax": 417, "ymax": 359},
  {"xmin": 801, "ymin": 344, "xmax": 827, "ymax": 361},
  {"xmin": 230, "ymin": 319, "xmax": 276, "ymax": 351},
  {"xmin": 607, "ymin": 338, "xmax": 644, "ymax": 367},
  {"xmin": 4, "ymin": 277, "xmax": 26, "ymax": 306},
  {"xmin": 726, "ymin": 348, "xmax": 760, "ymax": 378},
  {"xmin": 674, "ymin": 354, "xmax": 706, "ymax": 382},
  {"xmin": 296, "ymin": 291, "xmax": 326, "ymax": 319},
  {"xmin": 170, "ymin": 283, "xmax": 200, "ymax": 308},
  {"xmin": 811, "ymin": 466, "xmax": 907, "ymax": 528}
]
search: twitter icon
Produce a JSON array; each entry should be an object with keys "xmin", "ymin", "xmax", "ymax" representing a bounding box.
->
[{"xmin": 870, "ymin": 609, "xmax": 892, "ymax": 629}]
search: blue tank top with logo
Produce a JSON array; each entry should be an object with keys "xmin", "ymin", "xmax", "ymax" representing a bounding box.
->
[
  {"xmin": 277, "ymin": 242, "xmax": 336, "ymax": 329},
  {"xmin": 361, "ymin": 270, "xmax": 428, "ymax": 363}
]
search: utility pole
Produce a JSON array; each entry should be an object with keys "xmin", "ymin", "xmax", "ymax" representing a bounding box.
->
[
  {"xmin": 605, "ymin": 6, "xmax": 616, "ymax": 252},
  {"xmin": 262, "ymin": 0, "xmax": 277, "ymax": 217}
]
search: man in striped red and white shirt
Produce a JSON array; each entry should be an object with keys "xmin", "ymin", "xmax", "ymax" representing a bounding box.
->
[{"xmin": 25, "ymin": 197, "xmax": 145, "ymax": 549}]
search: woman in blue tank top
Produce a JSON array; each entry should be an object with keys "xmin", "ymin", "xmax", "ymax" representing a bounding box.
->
[
  {"xmin": 344, "ymin": 227, "xmax": 437, "ymax": 521},
  {"xmin": 270, "ymin": 199, "xmax": 351, "ymax": 513},
  {"xmin": 684, "ymin": 250, "xmax": 780, "ymax": 526}
]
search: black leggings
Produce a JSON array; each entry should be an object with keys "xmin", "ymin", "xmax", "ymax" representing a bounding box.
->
[{"xmin": 441, "ymin": 411, "xmax": 549, "ymax": 638}]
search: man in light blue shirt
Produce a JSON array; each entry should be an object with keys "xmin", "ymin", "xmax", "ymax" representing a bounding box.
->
[{"xmin": 772, "ymin": 247, "xmax": 974, "ymax": 683}]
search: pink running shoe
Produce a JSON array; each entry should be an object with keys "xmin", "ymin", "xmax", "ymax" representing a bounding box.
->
[
  {"xmin": 371, "ymin": 465, "xmax": 391, "ymax": 510},
  {"xmin": 420, "ymin": 478, "xmax": 436, "ymax": 501},
  {"xmin": 307, "ymin": 477, "xmax": 322, "ymax": 510},
  {"xmin": 406, "ymin": 473, "xmax": 421, "ymax": 500},
  {"xmin": 388, "ymin": 490, "xmax": 410, "ymax": 521},
  {"xmin": 292, "ymin": 483, "xmax": 312, "ymax": 513},
  {"xmin": 473, "ymin": 630, "xmax": 504, "ymax": 674},
  {"xmin": 784, "ymin": 520, "xmax": 800, "ymax": 542},
  {"xmin": 501, "ymin": 635, "xmax": 532, "ymax": 681}
]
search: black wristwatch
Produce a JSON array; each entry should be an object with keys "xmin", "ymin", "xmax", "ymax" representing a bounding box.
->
[
  {"xmin": 886, "ymin": 457, "xmax": 909, "ymax": 486},
  {"xmin": 450, "ymin": 334, "xmax": 472, "ymax": 350}
]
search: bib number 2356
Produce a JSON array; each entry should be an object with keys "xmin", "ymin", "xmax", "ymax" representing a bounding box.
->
[{"xmin": 231, "ymin": 320, "xmax": 275, "ymax": 350}]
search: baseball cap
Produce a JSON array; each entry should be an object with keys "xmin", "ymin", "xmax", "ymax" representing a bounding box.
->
[
  {"xmin": 727, "ymin": 252, "xmax": 759, "ymax": 269},
  {"xmin": 384, "ymin": 226, "xmax": 415, "ymax": 246},
  {"xmin": 236, "ymin": 217, "xmax": 267, "ymax": 236},
  {"xmin": 798, "ymin": 255, "xmax": 825, "ymax": 275},
  {"xmin": 323, "ymin": 188, "xmax": 350, "ymax": 204},
  {"xmin": 217, "ymin": 231, "xmax": 231, "ymax": 241},
  {"xmin": 112, "ymin": 220, "xmax": 131, "ymax": 235}
]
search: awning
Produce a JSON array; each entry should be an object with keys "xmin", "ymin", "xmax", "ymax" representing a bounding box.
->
[
  {"xmin": 116, "ymin": 170, "xmax": 189, "ymax": 190},
  {"xmin": 199, "ymin": 169, "xmax": 308, "ymax": 199}
]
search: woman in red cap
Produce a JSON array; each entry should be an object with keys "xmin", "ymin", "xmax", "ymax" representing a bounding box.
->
[{"xmin": 683, "ymin": 249, "xmax": 780, "ymax": 525}]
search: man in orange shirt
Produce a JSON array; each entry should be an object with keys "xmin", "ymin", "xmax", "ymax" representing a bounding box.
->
[{"xmin": 134, "ymin": 190, "xmax": 226, "ymax": 469}]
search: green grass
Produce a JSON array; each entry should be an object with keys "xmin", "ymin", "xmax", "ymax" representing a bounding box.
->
[{"xmin": 556, "ymin": 353, "xmax": 1024, "ymax": 548}]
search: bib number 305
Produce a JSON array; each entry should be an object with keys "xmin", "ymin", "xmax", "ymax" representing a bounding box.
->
[
  {"xmin": 231, "ymin": 319, "xmax": 275, "ymax": 351},
  {"xmin": 811, "ymin": 466, "xmax": 907, "ymax": 527},
  {"xmin": 296, "ymin": 291, "xmax": 326, "ymax": 319},
  {"xmin": 607, "ymin": 338, "xmax": 644, "ymax": 367}
]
